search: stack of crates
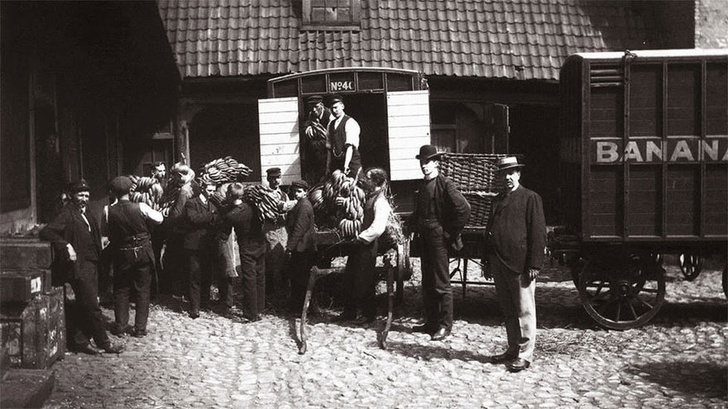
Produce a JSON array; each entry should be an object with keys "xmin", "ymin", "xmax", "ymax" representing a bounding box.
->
[{"xmin": 0, "ymin": 238, "xmax": 65, "ymax": 369}]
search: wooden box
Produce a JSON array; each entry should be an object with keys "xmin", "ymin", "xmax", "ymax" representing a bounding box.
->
[
  {"xmin": 0, "ymin": 286, "xmax": 66, "ymax": 369},
  {"xmin": 0, "ymin": 238, "xmax": 52, "ymax": 270},
  {"xmin": 0, "ymin": 270, "xmax": 53, "ymax": 304}
]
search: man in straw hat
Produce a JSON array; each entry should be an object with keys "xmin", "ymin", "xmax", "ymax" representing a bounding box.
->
[
  {"xmin": 485, "ymin": 156, "xmax": 546, "ymax": 372},
  {"xmin": 407, "ymin": 145, "xmax": 471, "ymax": 341}
]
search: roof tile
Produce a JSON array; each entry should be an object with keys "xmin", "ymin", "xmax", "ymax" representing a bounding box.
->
[{"xmin": 161, "ymin": 0, "xmax": 661, "ymax": 80}]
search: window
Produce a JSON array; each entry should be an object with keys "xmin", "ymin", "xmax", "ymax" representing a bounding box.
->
[{"xmin": 302, "ymin": 0, "xmax": 361, "ymax": 30}]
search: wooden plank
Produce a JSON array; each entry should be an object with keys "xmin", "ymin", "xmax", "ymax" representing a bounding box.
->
[
  {"xmin": 258, "ymin": 97, "xmax": 300, "ymax": 182},
  {"xmin": 387, "ymin": 90, "xmax": 430, "ymax": 181}
]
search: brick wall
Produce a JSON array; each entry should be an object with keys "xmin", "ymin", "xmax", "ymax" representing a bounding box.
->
[{"xmin": 695, "ymin": 0, "xmax": 728, "ymax": 48}]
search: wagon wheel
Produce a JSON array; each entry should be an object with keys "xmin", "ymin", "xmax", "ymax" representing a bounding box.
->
[
  {"xmin": 578, "ymin": 253, "xmax": 666, "ymax": 330},
  {"xmin": 679, "ymin": 253, "xmax": 703, "ymax": 281}
]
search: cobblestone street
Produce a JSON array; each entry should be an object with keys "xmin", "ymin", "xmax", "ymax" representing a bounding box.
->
[{"xmin": 44, "ymin": 256, "xmax": 727, "ymax": 408}]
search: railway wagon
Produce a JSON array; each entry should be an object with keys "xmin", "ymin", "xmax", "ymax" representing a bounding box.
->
[{"xmin": 555, "ymin": 49, "xmax": 728, "ymax": 329}]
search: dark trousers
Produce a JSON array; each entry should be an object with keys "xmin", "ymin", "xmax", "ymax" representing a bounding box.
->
[
  {"xmin": 241, "ymin": 250, "xmax": 266, "ymax": 319},
  {"xmin": 113, "ymin": 260, "xmax": 153, "ymax": 332},
  {"xmin": 343, "ymin": 241, "xmax": 379, "ymax": 318},
  {"xmin": 419, "ymin": 224, "xmax": 453, "ymax": 330},
  {"xmin": 163, "ymin": 234, "xmax": 187, "ymax": 297},
  {"xmin": 289, "ymin": 251, "xmax": 316, "ymax": 311},
  {"xmin": 151, "ymin": 228, "xmax": 165, "ymax": 295},
  {"xmin": 67, "ymin": 260, "xmax": 110, "ymax": 349},
  {"xmin": 187, "ymin": 249, "xmax": 215, "ymax": 314}
]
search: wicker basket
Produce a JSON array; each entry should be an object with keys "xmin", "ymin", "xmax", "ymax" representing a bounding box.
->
[
  {"xmin": 440, "ymin": 153, "xmax": 514, "ymax": 192},
  {"xmin": 463, "ymin": 191, "xmax": 498, "ymax": 228}
]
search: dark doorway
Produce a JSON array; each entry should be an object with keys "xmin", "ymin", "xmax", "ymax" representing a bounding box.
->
[
  {"xmin": 508, "ymin": 104, "xmax": 561, "ymax": 225},
  {"xmin": 189, "ymin": 104, "xmax": 260, "ymax": 181}
]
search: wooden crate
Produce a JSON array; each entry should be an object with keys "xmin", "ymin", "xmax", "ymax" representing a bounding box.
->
[
  {"xmin": 0, "ymin": 238, "xmax": 52, "ymax": 270},
  {"xmin": 0, "ymin": 286, "xmax": 66, "ymax": 369},
  {"xmin": 0, "ymin": 270, "xmax": 53, "ymax": 304}
]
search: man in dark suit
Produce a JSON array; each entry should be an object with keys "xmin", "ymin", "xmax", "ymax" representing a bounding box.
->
[
  {"xmin": 40, "ymin": 179, "xmax": 124, "ymax": 354},
  {"xmin": 285, "ymin": 180, "xmax": 316, "ymax": 312},
  {"xmin": 408, "ymin": 145, "xmax": 471, "ymax": 341},
  {"xmin": 485, "ymin": 156, "xmax": 546, "ymax": 372},
  {"xmin": 183, "ymin": 181, "xmax": 221, "ymax": 319}
]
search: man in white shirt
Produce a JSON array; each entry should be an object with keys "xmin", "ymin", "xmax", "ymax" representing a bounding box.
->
[{"xmin": 327, "ymin": 96, "xmax": 362, "ymax": 177}]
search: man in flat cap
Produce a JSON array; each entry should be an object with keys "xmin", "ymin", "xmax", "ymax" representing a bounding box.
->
[
  {"xmin": 263, "ymin": 167, "xmax": 296, "ymax": 297},
  {"xmin": 40, "ymin": 179, "xmax": 125, "ymax": 354},
  {"xmin": 327, "ymin": 96, "xmax": 362, "ymax": 177},
  {"xmin": 485, "ymin": 156, "xmax": 546, "ymax": 372},
  {"xmin": 407, "ymin": 145, "xmax": 470, "ymax": 341},
  {"xmin": 303, "ymin": 95, "xmax": 332, "ymax": 184},
  {"xmin": 284, "ymin": 180, "xmax": 316, "ymax": 312},
  {"xmin": 106, "ymin": 176, "xmax": 163, "ymax": 335}
]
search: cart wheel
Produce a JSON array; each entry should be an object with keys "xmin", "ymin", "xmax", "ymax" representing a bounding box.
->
[
  {"xmin": 679, "ymin": 253, "xmax": 703, "ymax": 281},
  {"xmin": 578, "ymin": 253, "xmax": 666, "ymax": 330}
]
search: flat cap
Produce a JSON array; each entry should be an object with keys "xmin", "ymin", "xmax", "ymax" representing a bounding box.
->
[
  {"xmin": 68, "ymin": 179, "xmax": 90, "ymax": 193},
  {"xmin": 290, "ymin": 180, "xmax": 309, "ymax": 191},
  {"xmin": 266, "ymin": 167, "xmax": 282, "ymax": 177},
  {"xmin": 109, "ymin": 176, "xmax": 134, "ymax": 196}
]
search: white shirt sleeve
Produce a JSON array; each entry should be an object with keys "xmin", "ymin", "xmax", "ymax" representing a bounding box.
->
[
  {"xmin": 358, "ymin": 197, "xmax": 392, "ymax": 243},
  {"xmin": 345, "ymin": 117, "xmax": 361, "ymax": 148},
  {"xmin": 139, "ymin": 202, "xmax": 164, "ymax": 225}
]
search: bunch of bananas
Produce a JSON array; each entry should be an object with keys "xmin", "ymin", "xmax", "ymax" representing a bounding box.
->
[
  {"xmin": 200, "ymin": 156, "xmax": 252, "ymax": 185},
  {"xmin": 317, "ymin": 170, "xmax": 366, "ymax": 239},
  {"xmin": 243, "ymin": 185, "xmax": 285, "ymax": 222},
  {"xmin": 127, "ymin": 175, "xmax": 163, "ymax": 210}
]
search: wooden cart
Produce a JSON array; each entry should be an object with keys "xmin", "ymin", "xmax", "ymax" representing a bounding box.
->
[
  {"xmin": 295, "ymin": 231, "xmax": 411, "ymax": 355},
  {"xmin": 555, "ymin": 49, "xmax": 728, "ymax": 329}
]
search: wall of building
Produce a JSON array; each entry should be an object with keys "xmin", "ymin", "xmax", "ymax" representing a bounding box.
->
[{"xmin": 695, "ymin": 0, "xmax": 728, "ymax": 48}]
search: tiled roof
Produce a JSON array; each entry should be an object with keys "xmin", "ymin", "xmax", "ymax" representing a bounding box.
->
[{"xmin": 158, "ymin": 0, "xmax": 659, "ymax": 81}]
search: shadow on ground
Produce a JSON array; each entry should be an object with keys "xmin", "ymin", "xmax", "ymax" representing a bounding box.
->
[{"xmin": 626, "ymin": 361, "xmax": 728, "ymax": 400}]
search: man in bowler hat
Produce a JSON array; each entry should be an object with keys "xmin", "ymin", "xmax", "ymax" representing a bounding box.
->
[
  {"xmin": 40, "ymin": 179, "xmax": 125, "ymax": 354},
  {"xmin": 485, "ymin": 156, "xmax": 546, "ymax": 372},
  {"xmin": 407, "ymin": 145, "xmax": 471, "ymax": 341}
]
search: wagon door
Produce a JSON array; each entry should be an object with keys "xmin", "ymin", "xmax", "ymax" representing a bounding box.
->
[
  {"xmin": 258, "ymin": 97, "xmax": 300, "ymax": 184},
  {"xmin": 387, "ymin": 90, "xmax": 431, "ymax": 180}
]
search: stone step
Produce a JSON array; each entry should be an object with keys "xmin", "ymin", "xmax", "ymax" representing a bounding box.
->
[{"xmin": 0, "ymin": 368, "xmax": 55, "ymax": 409}]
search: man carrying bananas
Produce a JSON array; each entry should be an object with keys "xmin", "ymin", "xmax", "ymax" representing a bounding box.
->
[
  {"xmin": 337, "ymin": 168, "xmax": 393, "ymax": 324},
  {"xmin": 263, "ymin": 167, "xmax": 296, "ymax": 298}
]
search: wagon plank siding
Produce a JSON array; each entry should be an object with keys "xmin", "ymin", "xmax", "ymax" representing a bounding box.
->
[
  {"xmin": 258, "ymin": 97, "xmax": 301, "ymax": 184},
  {"xmin": 387, "ymin": 90, "xmax": 431, "ymax": 181}
]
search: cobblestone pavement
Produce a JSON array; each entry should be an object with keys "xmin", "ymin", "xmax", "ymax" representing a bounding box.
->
[{"xmin": 44, "ymin": 255, "xmax": 727, "ymax": 408}]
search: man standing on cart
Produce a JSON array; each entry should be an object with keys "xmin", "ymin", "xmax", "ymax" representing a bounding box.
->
[
  {"xmin": 327, "ymin": 96, "xmax": 362, "ymax": 178},
  {"xmin": 408, "ymin": 145, "xmax": 471, "ymax": 341},
  {"xmin": 485, "ymin": 156, "xmax": 546, "ymax": 373}
]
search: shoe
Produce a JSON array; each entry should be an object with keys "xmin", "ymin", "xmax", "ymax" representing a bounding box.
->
[
  {"xmin": 99, "ymin": 342, "xmax": 125, "ymax": 354},
  {"xmin": 412, "ymin": 324, "xmax": 437, "ymax": 335},
  {"xmin": 132, "ymin": 328, "xmax": 147, "ymax": 338},
  {"xmin": 490, "ymin": 351, "xmax": 518, "ymax": 364},
  {"xmin": 110, "ymin": 324, "xmax": 132, "ymax": 337},
  {"xmin": 332, "ymin": 311, "xmax": 357, "ymax": 322},
  {"xmin": 506, "ymin": 358, "xmax": 531, "ymax": 372},
  {"xmin": 355, "ymin": 315, "xmax": 376, "ymax": 325},
  {"xmin": 74, "ymin": 343, "xmax": 101, "ymax": 355},
  {"xmin": 431, "ymin": 327, "xmax": 451, "ymax": 341},
  {"xmin": 189, "ymin": 311, "xmax": 200, "ymax": 319}
]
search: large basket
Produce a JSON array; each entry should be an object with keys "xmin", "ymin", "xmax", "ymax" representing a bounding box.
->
[
  {"xmin": 463, "ymin": 191, "xmax": 498, "ymax": 229},
  {"xmin": 440, "ymin": 153, "xmax": 513, "ymax": 192}
]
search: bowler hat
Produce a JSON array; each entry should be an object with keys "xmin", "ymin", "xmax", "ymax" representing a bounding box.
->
[
  {"xmin": 69, "ymin": 179, "xmax": 90, "ymax": 193},
  {"xmin": 290, "ymin": 180, "xmax": 309, "ymax": 191},
  {"xmin": 415, "ymin": 145, "xmax": 442, "ymax": 160},
  {"xmin": 266, "ymin": 167, "xmax": 282, "ymax": 177},
  {"xmin": 495, "ymin": 156, "xmax": 525, "ymax": 172},
  {"xmin": 109, "ymin": 176, "xmax": 133, "ymax": 196}
]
